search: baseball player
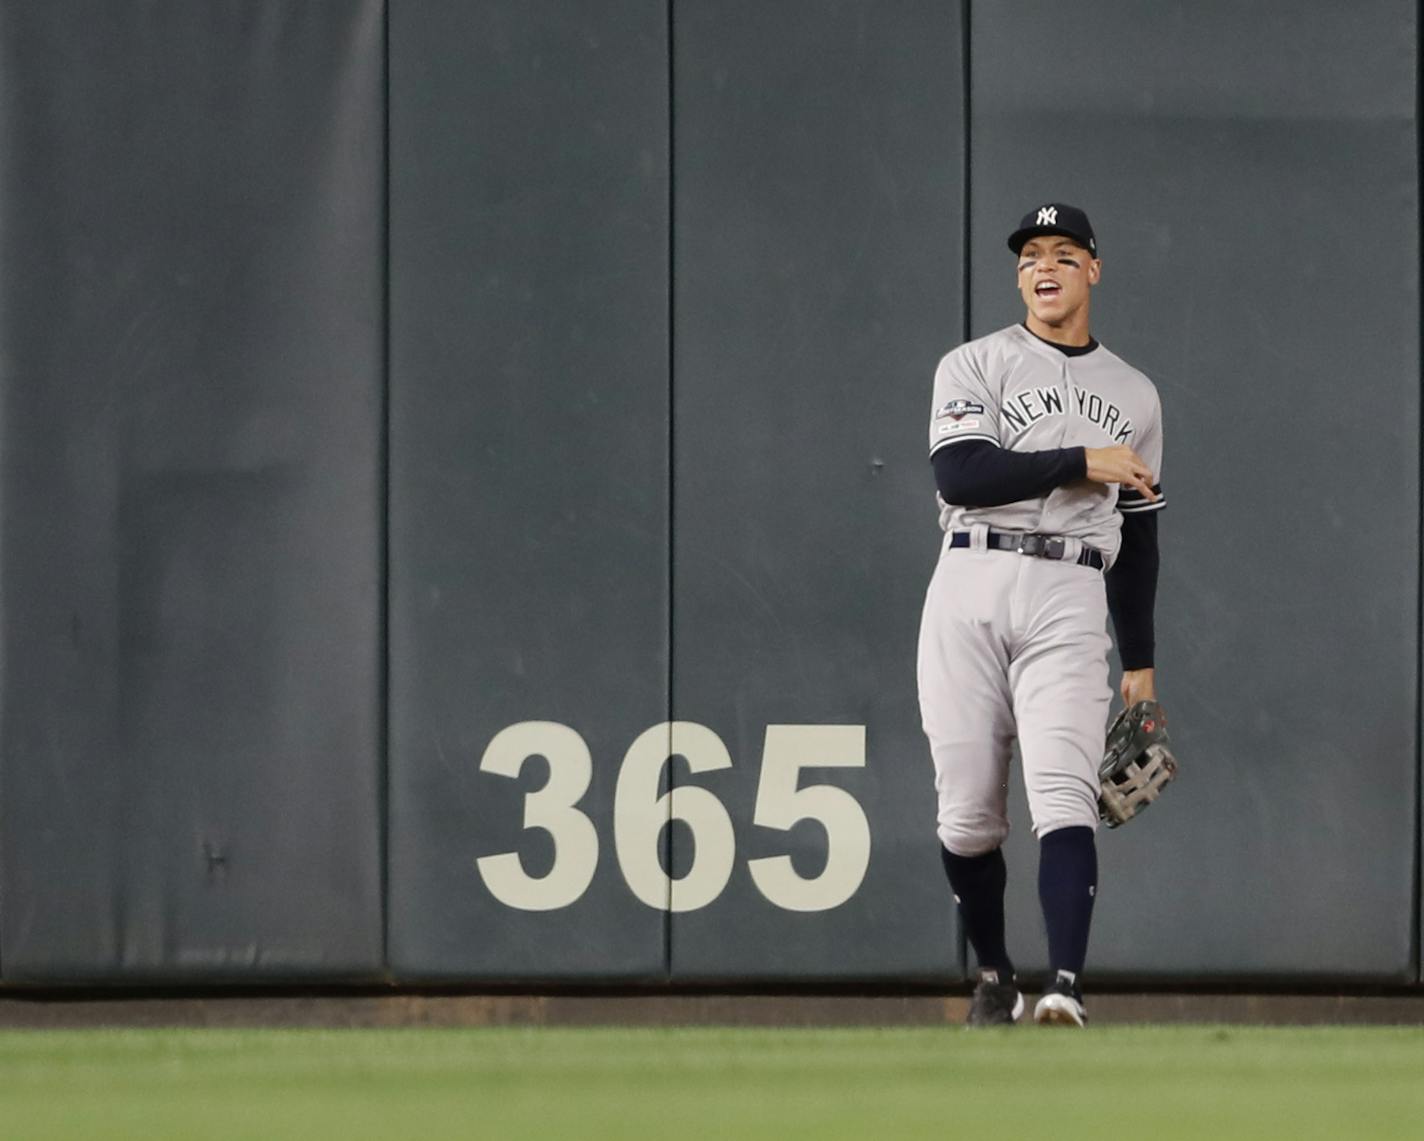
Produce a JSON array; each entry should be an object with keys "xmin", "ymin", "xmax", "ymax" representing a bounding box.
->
[{"xmin": 917, "ymin": 204, "xmax": 1165, "ymax": 1027}]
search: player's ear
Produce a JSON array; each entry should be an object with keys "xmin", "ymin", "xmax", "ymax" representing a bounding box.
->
[{"xmin": 1088, "ymin": 259, "xmax": 1102, "ymax": 285}]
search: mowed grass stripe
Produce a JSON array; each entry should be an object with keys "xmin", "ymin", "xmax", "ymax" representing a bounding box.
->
[{"xmin": 0, "ymin": 1026, "xmax": 1419, "ymax": 1141}]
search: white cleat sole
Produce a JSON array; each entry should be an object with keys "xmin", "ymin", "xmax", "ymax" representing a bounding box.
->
[{"xmin": 1033, "ymin": 993, "xmax": 1086, "ymax": 1027}]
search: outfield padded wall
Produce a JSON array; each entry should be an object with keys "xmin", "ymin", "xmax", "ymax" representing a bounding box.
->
[
  {"xmin": 0, "ymin": 0, "xmax": 1417, "ymax": 988},
  {"xmin": 0, "ymin": 1, "xmax": 386, "ymax": 981}
]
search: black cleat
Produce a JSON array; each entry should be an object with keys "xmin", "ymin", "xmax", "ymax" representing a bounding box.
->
[
  {"xmin": 1033, "ymin": 972, "xmax": 1088, "ymax": 1028},
  {"xmin": 967, "ymin": 969, "xmax": 1024, "ymax": 1027}
]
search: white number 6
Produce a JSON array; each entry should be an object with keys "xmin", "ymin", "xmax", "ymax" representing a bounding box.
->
[{"xmin": 615, "ymin": 721, "xmax": 736, "ymax": 913}]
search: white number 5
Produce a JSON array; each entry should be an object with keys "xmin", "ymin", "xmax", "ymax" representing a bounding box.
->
[{"xmin": 748, "ymin": 725, "xmax": 871, "ymax": 912}]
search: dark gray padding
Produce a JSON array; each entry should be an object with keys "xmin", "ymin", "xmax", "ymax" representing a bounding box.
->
[
  {"xmin": 386, "ymin": 0, "xmax": 671, "ymax": 980},
  {"xmin": 668, "ymin": 0, "xmax": 966, "ymax": 981},
  {"xmin": 0, "ymin": 2, "xmax": 385, "ymax": 981},
  {"xmin": 0, "ymin": 0, "xmax": 1415, "ymax": 991},
  {"xmin": 971, "ymin": 0, "xmax": 1418, "ymax": 981}
]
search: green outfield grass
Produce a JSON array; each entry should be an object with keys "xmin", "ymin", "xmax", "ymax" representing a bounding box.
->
[{"xmin": 0, "ymin": 1024, "xmax": 1420, "ymax": 1140}]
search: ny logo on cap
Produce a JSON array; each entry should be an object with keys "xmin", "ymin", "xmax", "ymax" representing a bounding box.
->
[{"xmin": 1036, "ymin": 206, "xmax": 1058, "ymax": 225}]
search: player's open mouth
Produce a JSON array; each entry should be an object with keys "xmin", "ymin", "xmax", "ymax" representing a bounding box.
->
[{"xmin": 1035, "ymin": 281, "xmax": 1062, "ymax": 297}]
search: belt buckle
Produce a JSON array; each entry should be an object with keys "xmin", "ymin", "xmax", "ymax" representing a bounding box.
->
[{"xmin": 1017, "ymin": 533, "xmax": 1065, "ymax": 560}]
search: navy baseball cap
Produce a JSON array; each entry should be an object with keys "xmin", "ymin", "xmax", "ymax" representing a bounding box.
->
[{"xmin": 1008, "ymin": 203, "xmax": 1098, "ymax": 257}]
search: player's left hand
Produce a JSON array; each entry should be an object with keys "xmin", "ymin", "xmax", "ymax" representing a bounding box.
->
[{"xmin": 1120, "ymin": 668, "xmax": 1156, "ymax": 707}]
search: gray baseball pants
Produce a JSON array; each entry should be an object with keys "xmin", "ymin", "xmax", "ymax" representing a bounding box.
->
[{"xmin": 917, "ymin": 524, "xmax": 1111, "ymax": 856}]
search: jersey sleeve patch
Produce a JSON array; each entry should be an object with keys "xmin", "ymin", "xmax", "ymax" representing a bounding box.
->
[
  {"xmin": 1118, "ymin": 484, "xmax": 1166, "ymax": 513},
  {"xmin": 934, "ymin": 399, "xmax": 986, "ymax": 420}
]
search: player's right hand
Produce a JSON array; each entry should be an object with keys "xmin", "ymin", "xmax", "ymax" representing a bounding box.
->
[{"xmin": 1084, "ymin": 444, "xmax": 1158, "ymax": 501}]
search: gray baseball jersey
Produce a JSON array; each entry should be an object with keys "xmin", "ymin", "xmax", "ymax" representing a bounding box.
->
[{"xmin": 927, "ymin": 323, "xmax": 1166, "ymax": 562}]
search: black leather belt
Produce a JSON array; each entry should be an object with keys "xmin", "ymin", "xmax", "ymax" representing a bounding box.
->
[{"xmin": 949, "ymin": 529, "xmax": 1105, "ymax": 570}]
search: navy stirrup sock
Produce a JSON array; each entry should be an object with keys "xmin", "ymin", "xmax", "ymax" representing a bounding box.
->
[
  {"xmin": 940, "ymin": 845, "xmax": 1013, "ymax": 978},
  {"xmin": 1037, "ymin": 825, "xmax": 1098, "ymax": 981}
]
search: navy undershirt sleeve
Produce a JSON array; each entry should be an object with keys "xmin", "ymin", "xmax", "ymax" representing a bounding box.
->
[
  {"xmin": 931, "ymin": 439, "xmax": 1087, "ymax": 507},
  {"xmin": 1105, "ymin": 512, "xmax": 1159, "ymax": 671}
]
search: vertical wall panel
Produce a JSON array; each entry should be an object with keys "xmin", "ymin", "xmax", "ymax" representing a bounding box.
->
[
  {"xmin": 0, "ymin": 2, "xmax": 385, "ymax": 980},
  {"xmin": 669, "ymin": 0, "xmax": 965, "ymax": 980},
  {"xmin": 972, "ymin": 0, "xmax": 1418, "ymax": 980},
  {"xmin": 387, "ymin": 0, "xmax": 670, "ymax": 980}
]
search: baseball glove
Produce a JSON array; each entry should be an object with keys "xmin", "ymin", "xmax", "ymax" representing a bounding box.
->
[{"xmin": 1099, "ymin": 700, "xmax": 1178, "ymax": 828}]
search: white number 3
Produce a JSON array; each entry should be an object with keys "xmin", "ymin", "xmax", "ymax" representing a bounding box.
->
[{"xmin": 474, "ymin": 722, "xmax": 600, "ymax": 912}]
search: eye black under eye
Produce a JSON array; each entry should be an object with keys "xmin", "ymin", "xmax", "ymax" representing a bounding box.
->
[{"xmin": 1057, "ymin": 257, "xmax": 1079, "ymax": 267}]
